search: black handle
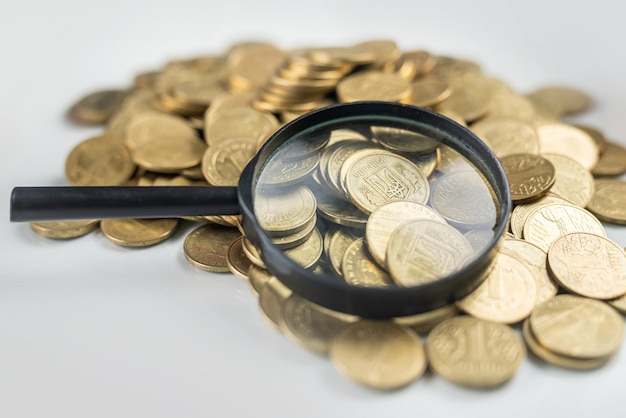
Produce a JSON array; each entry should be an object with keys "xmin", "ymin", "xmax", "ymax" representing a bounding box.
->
[{"xmin": 10, "ymin": 186, "xmax": 240, "ymax": 222}]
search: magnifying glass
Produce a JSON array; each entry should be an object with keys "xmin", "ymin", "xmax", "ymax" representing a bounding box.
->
[{"xmin": 10, "ymin": 102, "xmax": 511, "ymax": 318}]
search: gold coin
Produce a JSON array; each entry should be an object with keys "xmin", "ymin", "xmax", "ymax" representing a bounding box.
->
[
  {"xmin": 132, "ymin": 136, "xmax": 206, "ymax": 173},
  {"xmin": 470, "ymin": 118, "xmax": 539, "ymax": 158},
  {"xmin": 126, "ymin": 111, "xmax": 198, "ymax": 150},
  {"xmin": 608, "ymin": 293, "xmax": 626, "ymax": 314},
  {"xmin": 30, "ymin": 220, "xmax": 99, "ymax": 240},
  {"xmin": 282, "ymin": 294, "xmax": 357, "ymax": 354},
  {"xmin": 101, "ymin": 218, "xmax": 178, "ymax": 247},
  {"xmin": 183, "ymin": 224, "xmax": 241, "ymax": 272},
  {"xmin": 254, "ymin": 186, "xmax": 316, "ymax": 236},
  {"xmin": 258, "ymin": 277, "xmax": 292, "ymax": 330},
  {"xmin": 341, "ymin": 238, "xmax": 393, "ymax": 287},
  {"xmin": 536, "ymin": 123, "xmax": 599, "ymax": 171},
  {"xmin": 457, "ymin": 252, "xmax": 537, "ymax": 324},
  {"xmin": 435, "ymin": 144, "xmax": 475, "ymax": 174},
  {"xmin": 329, "ymin": 321, "xmax": 427, "ymax": 390},
  {"xmin": 350, "ymin": 39, "xmax": 401, "ymax": 67},
  {"xmin": 204, "ymin": 106, "xmax": 279, "ymax": 146},
  {"xmin": 523, "ymin": 203, "xmax": 606, "ymax": 252},
  {"xmin": 586, "ymin": 179, "xmax": 626, "ymax": 224},
  {"xmin": 572, "ymin": 124, "xmax": 608, "ymax": 154},
  {"xmin": 501, "ymin": 154, "xmax": 555, "ymax": 203},
  {"xmin": 529, "ymin": 295, "xmax": 624, "ymax": 359},
  {"xmin": 486, "ymin": 93, "xmax": 536, "ymax": 122},
  {"xmin": 387, "ymin": 220, "xmax": 474, "ymax": 286},
  {"xmin": 542, "ymin": 153, "xmax": 595, "ymax": 207},
  {"xmin": 429, "ymin": 170, "xmax": 497, "ymax": 229},
  {"xmin": 248, "ymin": 265, "xmax": 272, "ymax": 297},
  {"xmin": 316, "ymin": 192, "xmax": 368, "ymax": 228},
  {"xmin": 366, "ymin": 201, "xmax": 446, "ymax": 268},
  {"xmin": 393, "ymin": 304, "xmax": 459, "ymax": 334},
  {"xmin": 205, "ymin": 91, "xmax": 254, "ymax": 122},
  {"xmin": 227, "ymin": 44, "xmax": 286, "ymax": 91},
  {"xmin": 370, "ymin": 126, "xmax": 440, "ymax": 153},
  {"xmin": 592, "ymin": 141, "xmax": 626, "ymax": 177},
  {"xmin": 343, "ymin": 150, "xmax": 429, "ymax": 214},
  {"xmin": 258, "ymin": 152, "xmax": 320, "ymax": 187},
  {"xmin": 463, "ymin": 229, "xmax": 495, "ymax": 254},
  {"xmin": 201, "ymin": 137, "xmax": 256, "ymax": 186},
  {"xmin": 426, "ymin": 316, "xmax": 526, "ymax": 388},
  {"xmin": 325, "ymin": 140, "xmax": 380, "ymax": 194},
  {"xmin": 336, "ymin": 71, "xmax": 412, "ymax": 103},
  {"xmin": 283, "ymin": 228, "xmax": 323, "ymax": 269},
  {"xmin": 170, "ymin": 74, "xmax": 225, "ymax": 108},
  {"xmin": 509, "ymin": 193, "xmax": 571, "ymax": 238},
  {"xmin": 269, "ymin": 216, "xmax": 317, "ymax": 250},
  {"xmin": 409, "ymin": 78, "xmax": 451, "ymax": 107},
  {"xmin": 325, "ymin": 228, "xmax": 362, "ymax": 277},
  {"xmin": 242, "ymin": 237, "xmax": 266, "ymax": 269},
  {"xmin": 429, "ymin": 56, "xmax": 481, "ymax": 80},
  {"xmin": 436, "ymin": 77, "xmax": 492, "ymax": 122},
  {"xmin": 65, "ymin": 136, "xmax": 135, "ymax": 186},
  {"xmin": 67, "ymin": 89, "xmax": 127, "ymax": 124},
  {"xmin": 522, "ymin": 319, "xmax": 611, "ymax": 370},
  {"xmin": 547, "ymin": 233, "xmax": 626, "ymax": 299},
  {"xmin": 501, "ymin": 238, "xmax": 557, "ymax": 305},
  {"xmin": 527, "ymin": 86, "xmax": 591, "ymax": 116},
  {"xmin": 227, "ymin": 236, "xmax": 252, "ymax": 281}
]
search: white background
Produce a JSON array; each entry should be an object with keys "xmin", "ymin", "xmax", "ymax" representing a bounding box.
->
[{"xmin": 1, "ymin": 1, "xmax": 625, "ymax": 417}]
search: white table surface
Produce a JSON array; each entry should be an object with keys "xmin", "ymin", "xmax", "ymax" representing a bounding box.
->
[{"xmin": 1, "ymin": 1, "xmax": 625, "ymax": 417}]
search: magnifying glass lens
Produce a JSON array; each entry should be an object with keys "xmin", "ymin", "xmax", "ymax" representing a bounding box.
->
[{"xmin": 251, "ymin": 105, "xmax": 502, "ymax": 293}]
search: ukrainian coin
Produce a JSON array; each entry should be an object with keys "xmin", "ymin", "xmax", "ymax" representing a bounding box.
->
[
  {"xmin": 536, "ymin": 123, "xmax": 599, "ymax": 171},
  {"xmin": 435, "ymin": 144, "xmax": 474, "ymax": 174},
  {"xmin": 282, "ymin": 294, "xmax": 357, "ymax": 354},
  {"xmin": 592, "ymin": 142, "xmax": 626, "ymax": 177},
  {"xmin": 227, "ymin": 44, "xmax": 286, "ymax": 91},
  {"xmin": 227, "ymin": 236, "xmax": 252, "ymax": 281},
  {"xmin": 527, "ymin": 86, "xmax": 591, "ymax": 116},
  {"xmin": 204, "ymin": 106, "xmax": 279, "ymax": 146},
  {"xmin": 248, "ymin": 265, "xmax": 272, "ymax": 297},
  {"xmin": 410, "ymin": 78, "xmax": 451, "ymax": 107},
  {"xmin": 183, "ymin": 224, "xmax": 241, "ymax": 272},
  {"xmin": 68, "ymin": 89, "xmax": 127, "ymax": 124},
  {"xmin": 547, "ymin": 233, "xmax": 626, "ymax": 299},
  {"xmin": 501, "ymin": 154, "xmax": 555, "ymax": 203},
  {"xmin": 402, "ymin": 150, "xmax": 438, "ymax": 178},
  {"xmin": 201, "ymin": 137, "xmax": 256, "ymax": 186},
  {"xmin": 258, "ymin": 277, "xmax": 292, "ymax": 330},
  {"xmin": 283, "ymin": 228, "xmax": 323, "ymax": 269},
  {"xmin": 366, "ymin": 201, "xmax": 446, "ymax": 267},
  {"xmin": 429, "ymin": 170, "xmax": 497, "ymax": 229},
  {"xmin": 257, "ymin": 152, "xmax": 320, "ymax": 186},
  {"xmin": 329, "ymin": 321, "xmax": 427, "ymax": 390},
  {"xmin": 572, "ymin": 124, "xmax": 608, "ymax": 153},
  {"xmin": 486, "ymin": 93, "xmax": 536, "ymax": 122},
  {"xmin": 509, "ymin": 193, "xmax": 571, "ymax": 238},
  {"xmin": 101, "ymin": 218, "xmax": 178, "ymax": 247},
  {"xmin": 371, "ymin": 126, "xmax": 440, "ymax": 153},
  {"xmin": 586, "ymin": 179, "xmax": 626, "ymax": 224},
  {"xmin": 523, "ymin": 203, "xmax": 606, "ymax": 252},
  {"xmin": 255, "ymin": 186, "xmax": 316, "ymax": 236},
  {"xmin": 270, "ymin": 216, "xmax": 317, "ymax": 250},
  {"xmin": 65, "ymin": 136, "xmax": 135, "ymax": 186},
  {"xmin": 457, "ymin": 252, "xmax": 537, "ymax": 324},
  {"xmin": 132, "ymin": 136, "xmax": 206, "ymax": 173},
  {"xmin": 316, "ymin": 193, "xmax": 368, "ymax": 228},
  {"xmin": 326, "ymin": 228, "xmax": 362, "ymax": 277},
  {"xmin": 337, "ymin": 71, "xmax": 412, "ymax": 103},
  {"xmin": 501, "ymin": 238, "xmax": 557, "ymax": 305},
  {"xmin": 386, "ymin": 220, "xmax": 474, "ymax": 286},
  {"xmin": 542, "ymin": 153, "xmax": 595, "ymax": 207},
  {"xmin": 436, "ymin": 77, "xmax": 492, "ymax": 122},
  {"xmin": 393, "ymin": 304, "xmax": 459, "ymax": 334},
  {"xmin": 343, "ymin": 151, "xmax": 429, "ymax": 214},
  {"xmin": 326, "ymin": 140, "xmax": 380, "ymax": 194},
  {"xmin": 426, "ymin": 316, "xmax": 526, "ymax": 388},
  {"xmin": 470, "ymin": 118, "xmax": 539, "ymax": 158},
  {"xmin": 429, "ymin": 56, "xmax": 481, "ymax": 80},
  {"xmin": 341, "ymin": 238, "xmax": 393, "ymax": 287},
  {"xmin": 242, "ymin": 237, "xmax": 266, "ymax": 268},
  {"xmin": 30, "ymin": 220, "xmax": 99, "ymax": 240},
  {"xmin": 522, "ymin": 319, "xmax": 611, "ymax": 370},
  {"xmin": 126, "ymin": 111, "xmax": 198, "ymax": 150},
  {"xmin": 529, "ymin": 295, "xmax": 624, "ymax": 359}
]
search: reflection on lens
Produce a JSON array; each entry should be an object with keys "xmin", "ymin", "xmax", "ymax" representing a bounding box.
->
[{"xmin": 254, "ymin": 116, "xmax": 502, "ymax": 287}]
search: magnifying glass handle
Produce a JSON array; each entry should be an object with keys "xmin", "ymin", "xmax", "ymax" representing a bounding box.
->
[{"xmin": 10, "ymin": 186, "xmax": 240, "ymax": 222}]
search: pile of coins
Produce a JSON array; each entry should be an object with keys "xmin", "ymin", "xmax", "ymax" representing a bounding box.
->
[{"xmin": 29, "ymin": 39, "xmax": 626, "ymax": 390}]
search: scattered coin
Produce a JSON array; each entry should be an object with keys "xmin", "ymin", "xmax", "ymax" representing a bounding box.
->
[
  {"xmin": 586, "ymin": 179, "xmax": 626, "ymax": 225},
  {"xmin": 183, "ymin": 223, "xmax": 241, "ymax": 272},
  {"xmin": 501, "ymin": 154, "xmax": 555, "ymax": 204},
  {"xmin": 542, "ymin": 153, "xmax": 595, "ymax": 207},
  {"xmin": 227, "ymin": 236, "xmax": 252, "ymax": 281},
  {"xmin": 341, "ymin": 238, "xmax": 393, "ymax": 287},
  {"xmin": 101, "ymin": 218, "xmax": 178, "ymax": 247},
  {"xmin": 67, "ymin": 89, "xmax": 127, "ymax": 124},
  {"xmin": 30, "ymin": 220, "xmax": 99, "ymax": 240},
  {"xmin": 329, "ymin": 321, "xmax": 427, "ymax": 390},
  {"xmin": 65, "ymin": 136, "xmax": 135, "ymax": 186},
  {"xmin": 536, "ymin": 123, "xmax": 599, "ymax": 171}
]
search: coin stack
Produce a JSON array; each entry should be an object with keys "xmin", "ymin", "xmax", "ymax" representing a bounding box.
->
[{"xmin": 30, "ymin": 39, "xmax": 626, "ymax": 390}]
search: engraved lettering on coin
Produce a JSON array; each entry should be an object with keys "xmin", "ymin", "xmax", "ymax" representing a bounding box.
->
[{"xmin": 500, "ymin": 154, "xmax": 555, "ymax": 203}]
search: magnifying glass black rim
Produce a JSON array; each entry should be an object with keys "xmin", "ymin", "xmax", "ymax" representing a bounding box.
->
[{"xmin": 238, "ymin": 101, "xmax": 511, "ymax": 319}]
